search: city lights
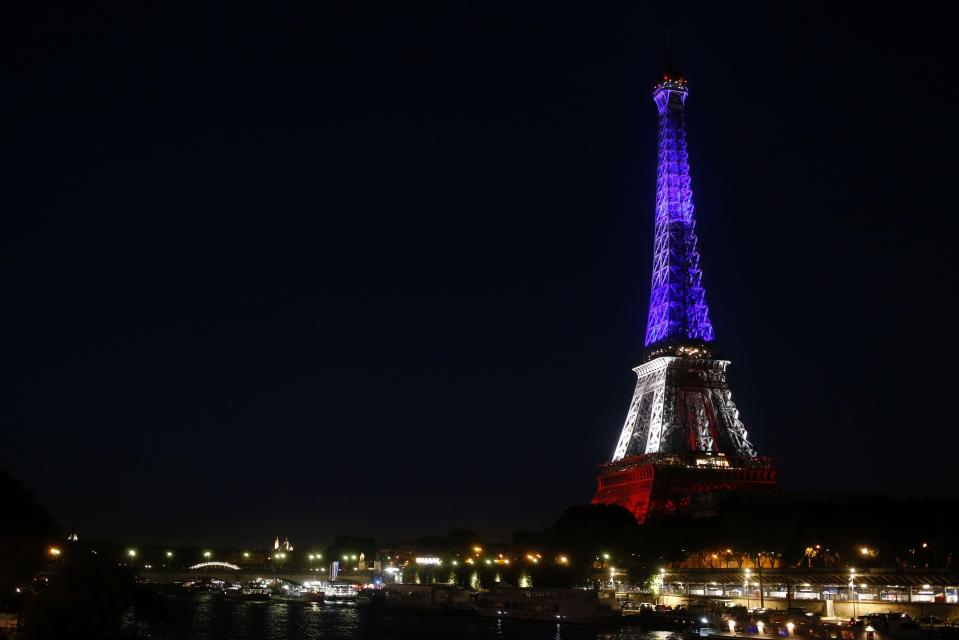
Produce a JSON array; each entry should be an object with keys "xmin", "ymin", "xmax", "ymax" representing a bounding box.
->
[
  {"xmin": 49, "ymin": 547, "xmax": 61, "ymax": 556},
  {"xmin": 127, "ymin": 549, "xmax": 137, "ymax": 558}
]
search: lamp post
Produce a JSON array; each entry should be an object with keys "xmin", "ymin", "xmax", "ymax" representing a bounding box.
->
[{"xmin": 849, "ymin": 569, "xmax": 857, "ymax": 619}]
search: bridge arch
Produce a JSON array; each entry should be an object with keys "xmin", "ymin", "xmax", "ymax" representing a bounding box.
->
[{"xmin": 187, "ymin": 561, "xmax": 241, "ymax": 571}]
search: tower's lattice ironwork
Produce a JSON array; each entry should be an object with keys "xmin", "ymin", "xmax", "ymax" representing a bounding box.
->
[
  {"xmin": 592, "ymin": 61, "xmax": 777, "ymax": 523},
  {"xmin": 645, "ymin": 76, "xmax": 714, "ymax": 348}
]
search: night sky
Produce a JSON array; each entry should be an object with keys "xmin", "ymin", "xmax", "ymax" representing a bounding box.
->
[{"xmin": 6, "ymin": 2, "xmax": 957, "ymax": 547}]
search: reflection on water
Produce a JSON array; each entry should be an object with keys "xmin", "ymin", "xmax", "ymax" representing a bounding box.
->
[{"xmin": 124, "ymin": 594, "xmax": 689, "ymax": 640}]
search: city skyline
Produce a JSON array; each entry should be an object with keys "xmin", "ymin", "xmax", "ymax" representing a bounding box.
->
[{"xmin": 6, "ymin": 2, "xmax": 956, "ymax": 546}]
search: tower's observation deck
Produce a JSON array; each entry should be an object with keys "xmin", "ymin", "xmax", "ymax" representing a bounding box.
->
[{"xmin": 592, "ymin": 64, "xmax": 777, "ymax": 523}]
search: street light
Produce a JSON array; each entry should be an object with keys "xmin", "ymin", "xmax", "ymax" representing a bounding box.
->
[
  {"xmin": 203, "ymin": 551, "xmax": 212, "ymax": 559},
  {"xmin": 49, "ymin": 547, "xmax": 61, "ymax": 557},
  {"xmin": 849, "ymin": 569, "xmax": 857, "ymax": 618},
  {"xmin": 128, "ymin": 549, "xmax": 137, "ymax": 558},
  {"xmin": 165, "ymin": 551, "xmax": 174, "ymax": 559}
]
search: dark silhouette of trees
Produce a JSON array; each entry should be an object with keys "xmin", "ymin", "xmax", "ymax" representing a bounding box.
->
[
  {"xmin": 19, "ymin": 556, "xmax": 134, "ymax": 640},
  {"xmin": 324, "ymin": 534, "xmax": 378, "ymax": 565},
  {"xmin": 0, "ymin": 469, "xmax": 59, "ymax": 611}
]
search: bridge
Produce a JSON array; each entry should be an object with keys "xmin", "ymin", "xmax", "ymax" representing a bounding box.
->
[{"xmin": 142, "ymin": 566, "xmax": 336, "ymax": 586}]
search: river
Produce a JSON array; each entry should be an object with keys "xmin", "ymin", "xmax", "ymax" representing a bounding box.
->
[{"xmin": 121, "ymin": 594, "xmax": 687, "ymax": 640}]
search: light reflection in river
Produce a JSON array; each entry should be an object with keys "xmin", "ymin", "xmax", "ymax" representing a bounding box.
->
[{"xmin": 124, "ymin": 594, "xmax": 690, "ymax": 640}]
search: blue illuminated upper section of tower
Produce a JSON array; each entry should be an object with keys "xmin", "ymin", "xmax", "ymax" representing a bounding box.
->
[{"xmin": 644, "ymin": 72, "xmax": 715, "ymax": 350}]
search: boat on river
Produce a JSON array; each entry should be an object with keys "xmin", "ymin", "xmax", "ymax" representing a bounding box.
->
[
  {"xmin": 477, "ymin": 587, "xmax": 620, "ymax": 624},
  {"xmin": 325, "ymin": 581, "xmax": 358, "ymax": 602},
  {"xmin": 383, "ymin": 584, "xmax": 473, "ymax": 613},
  {"xmin": 221, "ymin": 583, "xmax": 272, "ymax": 601}
]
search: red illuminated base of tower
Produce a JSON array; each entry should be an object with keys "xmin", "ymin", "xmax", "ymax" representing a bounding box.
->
[{"xmin": 591, "ymin": 454, "xmax": 778, "ymax": 523}]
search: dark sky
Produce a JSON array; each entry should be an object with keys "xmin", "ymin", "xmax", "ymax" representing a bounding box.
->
[{"xmin": 5, "ymin": 1, "xmax": 957, "ymax": 547}]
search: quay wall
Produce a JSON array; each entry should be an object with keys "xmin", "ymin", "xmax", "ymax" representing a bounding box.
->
[{"xmin": 645, "ymin": 594, "xmax": 959, "ymax": 619}]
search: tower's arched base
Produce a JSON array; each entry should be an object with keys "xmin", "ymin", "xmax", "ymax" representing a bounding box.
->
[{"xmin": 591, "ymin": 453, "xmax": 778, "ymax": 523}]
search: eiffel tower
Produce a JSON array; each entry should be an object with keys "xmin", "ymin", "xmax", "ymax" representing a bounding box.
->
[{"xmin": 592, "ymin": 53, "xmax": 777, "ymax": 523}]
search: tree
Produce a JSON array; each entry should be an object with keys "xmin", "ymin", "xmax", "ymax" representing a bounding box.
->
[{"xmin": 0, "ymin": 469, "xmax": 59, "ymax": 611}]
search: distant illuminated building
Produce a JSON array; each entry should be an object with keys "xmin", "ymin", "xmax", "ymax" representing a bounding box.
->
[
  {"xmin": 592, "ymin": 49, "xmax": 777, "ymax": 522},
  {"xmin": 273, "ymin": 536, "xmax": 294, "ymax": 551}
]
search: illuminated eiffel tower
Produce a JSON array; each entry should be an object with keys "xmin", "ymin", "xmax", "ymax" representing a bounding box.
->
[{"xmin": 592, "ymin": 52, "xmax": 777, "ymax": 523}]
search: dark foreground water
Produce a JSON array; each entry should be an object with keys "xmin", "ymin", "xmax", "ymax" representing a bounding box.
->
[{"xmin": 122, "ymin": 594, "xmax": 682, "ymax": 640}]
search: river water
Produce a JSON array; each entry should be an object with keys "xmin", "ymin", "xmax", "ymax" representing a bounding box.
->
[{"xmin": 122, "ymin": 594, "xmax": 686, "ymax": 640}]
